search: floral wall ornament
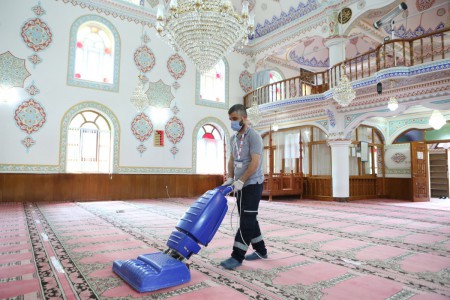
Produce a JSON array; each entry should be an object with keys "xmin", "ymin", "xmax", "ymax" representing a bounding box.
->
[
  {"xmin": 14, "ymin": 98, "xmax": 47, "ymax": 152},
  {"xmin": 21, "ymin": 1, "xmax": 52, "ymax": 68},
  {"xmin": 134, "ymin": 45, "xmax": 156, "ymax": 73},
  {"xmin": 326, "ymin": 109, "xmax": 336, "ymax": 127},
  {"xmin": 0, "ymin": 51, "xmax": 31, "ymax": 88},
  {"xmin": 26, "ymin": 81, "xmax": 40, "ymax": 96},
  {"xmin": 131, "ymin": 112, "xmax": 153, "ymax": 156},
  {"xmin": 165, "ymin": 116, "xmax": 184, "ymax": 158},
  {"xmin": 21, "ymin": 18, "xmax": 53, "ymax": 52},
  {"xmin": 167, "ymin": 53, "xmax": 186, "ymax": 80},
  {"xmin": 146, "ymin": 79, "xmax": 174, "ymax": 108},
  {"xmin": 239, "ymin": 70, "xmax": 253, "ymax": 93},
  {"xmin": 391, "ymin": 152, "xmax": 407, "ymax": 164}
]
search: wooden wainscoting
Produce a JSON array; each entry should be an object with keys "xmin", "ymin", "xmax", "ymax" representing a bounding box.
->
[
  {"xmin": 303, "ymin": 176, "xmax": 332, "ymax": 200},
  {"xmin": 0, "ymin": 173, "xmax": 224, "ymax": 202},
  {"xmin": 384, "ymin": 177, "xmax": 413, "ymax": 201},
  {"xmin": 349, "ymin": 176, "xmax": 381, "ymax": 200}
]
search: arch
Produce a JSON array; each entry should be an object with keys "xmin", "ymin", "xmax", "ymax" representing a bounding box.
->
[
  {"xmin": 60, "ymin": 101, "xmax": 120, "ymax": 173},
  {"xmin": 67, "ymin": 15, "xmax": 121, "ymax": 92},
  {"xmin": 192, "ymin": 117, "xmax": 230, "ymax": 174},
  {"xmin": 195, "ymin": 58, "xmax": 229, "ymax": 109}
]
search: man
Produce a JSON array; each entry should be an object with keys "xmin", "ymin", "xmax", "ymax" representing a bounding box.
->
[{"xmin": 220, "ymin": 104, "xmax": 268, "ymax": 270}]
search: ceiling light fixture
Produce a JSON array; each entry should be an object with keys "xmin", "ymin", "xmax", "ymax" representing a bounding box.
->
[
  {"xmin": 156, "ymin": 0, "xmax": 254, "ymax": 72},
  {"xmin": 387, "ymin": 80, "xmax": 398, "ymax": 111},
  {"xmin": 429, "ymin": 110, "xmax": 446, "ymax": 130}
]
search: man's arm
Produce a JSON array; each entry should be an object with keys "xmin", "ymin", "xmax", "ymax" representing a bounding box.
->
[
  {"xmin": 227, "ymin": 155, "xmax": 235, "ymax": 179},
  {"xmin": 239, "ymin": 153, "xmax": 260, "ymax": 183}
]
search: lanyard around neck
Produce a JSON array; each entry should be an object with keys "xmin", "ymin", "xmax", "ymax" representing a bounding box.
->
[{"xmin": 234, "ymin": 132, "xmax": 246, "ymax": 160}]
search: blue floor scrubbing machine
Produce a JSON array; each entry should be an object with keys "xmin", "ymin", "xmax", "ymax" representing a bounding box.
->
[{"xmin": 113, "ymin": 185, "xmax": 233, "ymax": 292}]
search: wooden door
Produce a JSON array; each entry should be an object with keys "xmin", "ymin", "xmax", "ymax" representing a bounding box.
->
[{"xmin": 410, "ymin": 142, "xmax": 430, "ymax": 202}]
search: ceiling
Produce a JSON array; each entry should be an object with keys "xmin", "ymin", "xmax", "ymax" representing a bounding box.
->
[
  {"xmin": 136, "ymin": 0, "xmax": 449, "ymax": 72},
  {"xmin": 247, "ymin": 0, "xmax": 449, "ymax": 72}
]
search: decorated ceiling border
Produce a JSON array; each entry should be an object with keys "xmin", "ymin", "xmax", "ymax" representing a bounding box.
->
[
  {"xmin": 53, "ymin": 0, "xmax": 156, "ymax": 26},
  {"xmin": 240, "ymin": 0, "xmax": 359, "ymax": 56}
]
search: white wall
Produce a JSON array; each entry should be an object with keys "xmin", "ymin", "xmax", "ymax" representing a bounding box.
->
[{"xmin": 0, "ymin": 0, "xmax": 249, "ymax": 173}]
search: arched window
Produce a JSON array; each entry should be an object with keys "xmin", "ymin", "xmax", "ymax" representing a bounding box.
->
[
  {"xmin": 196, "ymin": 59, "xmax": 229, "ymax": 109},
  {"xmin": 196, "ymin": 124, "xmax": 225, "ymax": 174},
  {"xmin": 68, "ymin": 15, "xmax": 120, "ymax": 92},
  {"xmin": 66, "ymin": 110, "xmax": 113, "ymax": 173},
  {"xmin": 269, "ymin": 70, "xmax": 284, "ymax": 101},
  {"xmin": 348, "ymin": 125, "xmax": 384, "ymax": 176},
  {"xmin": 262, "ymin": 125, "xmax": 329, "ymax": 176},
  {"xmin": 200, "ymin": 60, "xmax": 225, "ymax": 102}
]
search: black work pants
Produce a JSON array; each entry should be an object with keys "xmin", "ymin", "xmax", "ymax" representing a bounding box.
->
[{"xmin": 231, "ymin": 183, "xmax": 267, "ymax": 262}]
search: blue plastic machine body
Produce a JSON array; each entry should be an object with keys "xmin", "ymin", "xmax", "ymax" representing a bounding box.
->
[{"xmin": 113, "ymin": 185, "xmax": 233, "ymax": 293}]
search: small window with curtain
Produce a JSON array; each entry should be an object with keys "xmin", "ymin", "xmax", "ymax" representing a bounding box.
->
[
  {"xmin": 66, "ymin": 110, "xmax": 112, "ymax": 173},
  {"xmin": 196, "ymin": 124, "xmax": 225, "ymax": 174}
]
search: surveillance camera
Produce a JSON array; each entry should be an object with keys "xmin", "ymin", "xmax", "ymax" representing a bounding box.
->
[{"xmin": 373, "ymin": 2, "xmax": 407, "ymax": 29}]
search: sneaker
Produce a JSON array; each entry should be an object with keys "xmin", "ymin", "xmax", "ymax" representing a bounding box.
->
[
  {"xmin": 220, "ymin": 257, "xmax": 242, "ymax": 270},
  {"xmin": 245, "ymin": 252, "xmax": 268, "ymax": 261}
]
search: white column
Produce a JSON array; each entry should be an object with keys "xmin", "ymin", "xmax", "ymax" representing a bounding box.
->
[
  {"xmin": 324, "ymin": 37, "xmax": 346, "ymax": 67},
  {"xmin": 328, "ymin": 139, "xmax": 352, "ymax": 201}
]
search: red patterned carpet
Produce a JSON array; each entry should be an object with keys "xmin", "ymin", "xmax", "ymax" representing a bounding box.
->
[{"xmin": 1, "ymin": 197, "xmax": 450, "ymax": 299}]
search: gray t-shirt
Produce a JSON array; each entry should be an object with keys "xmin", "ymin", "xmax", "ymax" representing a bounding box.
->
[{"xmin": 230, "ymin": 127, "xmax": 264, "ymax": 186}]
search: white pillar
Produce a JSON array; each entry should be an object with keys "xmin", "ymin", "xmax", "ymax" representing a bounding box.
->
[
  {"xmin": 328, "ymin": 139, "xmax": 352, "ymax": 201},
  {"xmin": 324, "ymin": 37, "xmax": 346, "ymax": 67}
]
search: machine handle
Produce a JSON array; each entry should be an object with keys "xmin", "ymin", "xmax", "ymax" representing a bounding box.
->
[{"xmin": 214, "ymin": 185, "xmax": 233, "ymax": 195}]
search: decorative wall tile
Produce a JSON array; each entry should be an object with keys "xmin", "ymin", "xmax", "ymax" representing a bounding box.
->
[
  {"xmin": 0, "ymin": 51, "xmax": 31, "ymax": 87},
  {"xmin": 165, "ymin": 116, "xmax": 184, "ymax": 158},
  {"xmin": 131, "ymin": 113, "xmax": 153, "ymax": 141},
  {"xmin": 146, "ymin": 79, "xmax": 174, "ymax": 108},
  {"xmin": 21, "ymin": 18, "xmax": 53, "ymax": 52},
  {"xmin": 165, "ymin": 116, "xmax": 184, "ymax": 144},
  {"xmin": 134, "ymin": 45, "xmax": 155, "ymax": 73},
  {"xmin": 326, "ymin": 109, "xmax": 336, "ymax": 127},
  {"xmin": 21, "ymin": 2, "xmax": 53, "ymax": 69},
  {"xmin": 14, "ymin": 99, "xmax": 46, "ymax": 135},
  {"xmin": 239, "ymin": 70, "xmax": 253, "ymax": 93},
  {"xmin": 131, "ymin": 112, "xmax": 153, "ymax": 156},
  {"xmin": 167, "ymin": 53, "xmax": 186, "ymax": 80},
  {"xmin": 14, "ymin": 98, "xmax": 46, "ymax": 152}
]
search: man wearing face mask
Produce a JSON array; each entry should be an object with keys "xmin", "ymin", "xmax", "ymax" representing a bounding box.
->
[{"xmin": 220, "ymin": 104, "xmax": 268, "ymax": 270}]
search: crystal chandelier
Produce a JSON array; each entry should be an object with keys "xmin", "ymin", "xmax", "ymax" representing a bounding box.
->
[
  {"xmin": 429, "ymin": 110, "xmax": 446, "ymax": 130},
  {"xmin": 247, "ymin": 97, "xmax": 261, "ymax": 126},
  {"xmin": 130, "ymin": 77, "xmax": 149, "ymax": 112},
  {"xmin": 156, "ymin": 0, "xmax": 254, "ymax": 72},
  {"xmin": 272, "ymin": 110, "xmax": 279, "ymax": 131},
  {"xmin": 387, "ymin": 96, "xmax": 398, "ymax": 111},
  {"xmin": 333, "ymin": 64, "xmax": 356, "ymax": 107}
]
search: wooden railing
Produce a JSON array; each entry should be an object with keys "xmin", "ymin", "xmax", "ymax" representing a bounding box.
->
[
  {"xmin": 349, "ymin": 176, "xmax": 385, "ymax": 200},
  {"xmin": 244, "ymin": 28, "xmax": 450, "ymax": 107},
  {"xmin": 262, "ymin": 171, "xmax": 303, "ymax": 201}
]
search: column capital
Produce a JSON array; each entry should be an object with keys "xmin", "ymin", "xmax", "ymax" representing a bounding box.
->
[
  {"xmin": 327, "ymin": 139, "xmax": 352, "ymax": 147},
  {"xmin": 324, "ymin": 36, "xmax": 347, "ymax": 48}
]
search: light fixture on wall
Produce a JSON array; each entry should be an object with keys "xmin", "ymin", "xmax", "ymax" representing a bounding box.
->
[
  {"xmin": 155, "ymin": 0, "xmax": 254, "ymax": 72},
  {"xmin": 130, "ymin": 1, "xmax": 150, "ymax": 112},
  {"xmin": 130, "ymin": 76, "xmax": 149, "ymax": 112},
  {"xmin": 429, "ymin": 110, "xmax": 446, "ymax": 130},
  {"xmin": 387, "ymin": 80, "xmax": 398, "ymax": 111},
  {"xmin": 272, "ymin": 111, "xmax": 279, "ymax": 132},
  {"xmin": 333, "ymin": 64, "xmax": 356, "ymax": 107}
]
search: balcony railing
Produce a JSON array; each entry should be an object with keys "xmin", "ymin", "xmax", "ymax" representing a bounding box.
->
[{"xmin": 244, "ymin": 28, "xmax": 450, "ymax": 107}]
